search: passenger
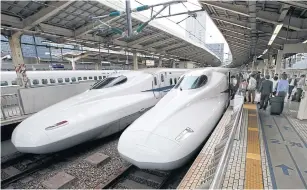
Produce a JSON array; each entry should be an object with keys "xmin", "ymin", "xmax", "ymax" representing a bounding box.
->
[
  {"xmin": 247, "ymin": 74, "xmax": 257, "ymax": 103},
  {"xmin": 296, "ymin": 74, "xmax": 306, "ymax": 102},
  {"xmin": 276, "ymin": 73, "xmax": 289, "ymax": 112},
  {"xmin": 230, "ymin": 75, "xmax": 238, "ymax": 98},
  {"xmin": 257, "ymin": 74, "xmax": 265, "ymax": 92},
  {"xmin": 259, "ymin": 75, "xmax": 273, "ymax": 110},
  {"xmin": 272, "ymin": 76, "xmax": 278, "ymax": 96},
  {"xmin": 239, "ymin": 79, "xmax": 248, "ymax": 102},
  {"xmin": 288, "ymin": 75, "xmax": 298, "ymax": 99}
]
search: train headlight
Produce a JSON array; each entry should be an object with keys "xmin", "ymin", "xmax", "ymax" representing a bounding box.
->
[
  {"xmin": 175, "ymin": 127, "xmax": 194, "ymax": 142},
  {"xmin": 45, "ymin": 120, "xmax": 68, "ymax": 130}
]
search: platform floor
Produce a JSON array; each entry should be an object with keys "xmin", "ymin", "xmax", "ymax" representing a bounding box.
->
[{"xmin": 177, "ymin": 102, "xmax": 307, "ymax": 189}]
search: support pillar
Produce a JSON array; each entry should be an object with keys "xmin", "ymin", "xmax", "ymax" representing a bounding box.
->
[
  {"xmin": 95, "ymin": 63, "xmax": 99, "ymax": 70},
  {"xmin": 275, "ymin": 50, "xmax": 283, "ymax": 75},
  {"xmin": 8, "ymin": 32, "xmax": 29, "ymax": 88},
  {"xmin": 158, "ymin": 57, "xmax": 162, "ymax": 67},
  {"xmin": 133, "ymin": 51, "xmax": 138, "ymax": 70},
  {"xmin": 264, "ymin": 59, "xmax": 269, "ymax": 76},
  {"xmin": 251, "ymin": 56, "xmax": 256, "ymax": 72},
  {"xmin": 71, "ymin": 59, "xmax": 76, "ymax": 70},
  {"xmin": 172, "ymin": 61, "xmax": 176, "ymax": 68}
]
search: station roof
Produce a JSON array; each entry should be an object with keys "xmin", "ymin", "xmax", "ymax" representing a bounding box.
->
[
  {"xmin": 199, "ymin": 1, "xmax": 307, "ymax": 67},
  {"xmin": 1, "ymin": 0, "xmax": 221, "ymax": 67}
]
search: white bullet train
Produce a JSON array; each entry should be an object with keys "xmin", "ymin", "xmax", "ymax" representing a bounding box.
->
[
  {"xmin": 11, "ymin": 68, "xmax": 188, "ymax": 154},
  {"xmin": 1, "ymin": 70, "xmax": 123, "ymax": 87},
  {"xmin": 118, "ymin": 68, "xmax": 230, "ymax": 170}
]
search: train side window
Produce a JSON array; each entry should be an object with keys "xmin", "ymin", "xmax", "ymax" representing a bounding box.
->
[
  {"xmin": 58, "ymin": 78, "xmax": 63, "ymax": 83},
  {"xmin": 33, "ymin": 79, "xmax": 39, "ymax": 85},
  {"xmin": 78, "ymin": 77, "xmax": 82, "ymax": 81},
  {"xmin": 50, "ymin": 79, "xmax": 56, "ymax": 84},
  {"xmin": 103, "ymin": 76, "xmax": 106, "ymax": 79},
  {"xmin": 94, "ymin": 76, "xmax": 97, "ymax": 80},
  {"xmin": 99, "ymin": 76, "xmax": 102, "ymax": 80},
  {"xmin": 1, "ymin": 81, "xmax": 8, "ymax": 86},
  {"xmin": 71, "ymin": 77, "xmax": 76, "ymax": 82},
  {"xmin": 65, "ymin": 78, "xmax": 70, "ymax": 82},
  {"xmin": 174, "ymin": 78, "xmax": 177, "ymax": 84},
  {"xmin": 83, "ymin": 77, "xmax": 87, "ymax": 80},
  {"xmin": 154, "ymin": 77, "xmax": 157, "ymax": 85},
  {"xmin": 89, "ymin": 76, "xmax": 93, "ymax": 80},
  {"xmin": 170, "ymin": 78, "xmax": 173, "ymax": 85},
  {"xmin": 161, "ymin": 74, "xmax": 164, "ymax": 82},
  {"xmin": 11, "ymin": 80, "xmax": 17, "ymax": 85},
  {"xmin": 42, "ymin": 79, "xmax": 48, "ymax": 84}
]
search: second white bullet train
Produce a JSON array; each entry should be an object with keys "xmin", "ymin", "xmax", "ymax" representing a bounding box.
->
[
  {"xmin": 12, "ymin": 68, "xmax": 188, "ymax": 154},
  {"xmin": 118, "ymin": 68, "xmax": 230, "ymax": 170}
]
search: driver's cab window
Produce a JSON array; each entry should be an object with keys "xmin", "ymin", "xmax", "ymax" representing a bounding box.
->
[{"xmin": 161, "ymin": 74, "xmax": 164, "ymax": 82}]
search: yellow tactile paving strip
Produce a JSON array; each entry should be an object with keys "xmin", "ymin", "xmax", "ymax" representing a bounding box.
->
[{"xmin": 244, "ymin": 104, "xmax": 263, "ymax": 189}]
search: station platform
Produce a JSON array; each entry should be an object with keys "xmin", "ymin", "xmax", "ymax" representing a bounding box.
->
[{"xmin": 177, "ymin": 101, "xmax": 307, "ymax": 189}]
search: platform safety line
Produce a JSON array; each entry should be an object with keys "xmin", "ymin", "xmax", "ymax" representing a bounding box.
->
[{"xmin": 243, "ymin": 104, "xmax": 263, "ymax": 189}]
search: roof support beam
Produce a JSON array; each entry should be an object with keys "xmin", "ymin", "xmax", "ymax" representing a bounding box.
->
[
  {"xmin": 22, "ymin": 1, "xmax": 73, "ymax": 30},
  {"xmin": 201, "ymin": 1, "xmax": 307, "ymax": 31},
  {"xmin": 210, "ymin": 15, "xmax": 250, "ymax": 29},
  {"xmin": 160, "ymin": 42, "xmax": 187, "ymax": 51},
  {"xmin": 127, "ymin": 33, "xmax": 162, "ymax": 46},
  {"xmin": 143, "ymin": 38, "xmax": 175, "ymax": 48},
  {"xmin": 278, "ymin": 1, "xmax": 307, "ymax": 9}
]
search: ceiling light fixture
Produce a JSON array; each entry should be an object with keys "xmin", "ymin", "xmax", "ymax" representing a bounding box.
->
[
  {"xmin": 268, "ymin": 24, "xmax": 283, "ymax": 46},
  {"xmin": 262, "ymin": 49, "xmax": 268, "ymax": 55},
  {"xmin": 303, "ymin": 39, "xmax": 307, "ymax": 43}
]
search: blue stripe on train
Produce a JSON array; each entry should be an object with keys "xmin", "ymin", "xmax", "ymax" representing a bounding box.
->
[{"xmin": 142, "ymin": 85, "xmax": 175, "ymax": 92}]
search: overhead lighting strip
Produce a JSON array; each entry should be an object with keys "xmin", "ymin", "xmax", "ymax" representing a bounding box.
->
[{"xmin": 268, "ymin": 24, "xmax": 283, "ymax": 46}]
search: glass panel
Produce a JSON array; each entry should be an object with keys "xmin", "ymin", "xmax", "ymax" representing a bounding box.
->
[
  {"xmin": 78, "ymin": 77, "xmax": 82, "ymax": 80},
  {"xmin": 42, "ymin": 79, "xmax": 48, "ymax": 84},
  {"xmin": 71, "ymin": 77, "xmax": 76, "ymax": 82},
  {"xmin": 89, "ymin": 76, "xmax": 93, "ymax": 79},
  {"xmin": 174, "ymin": 75, "xmax": 208, "ymax": 90},
  {"xmin": 65, "ymin": 78, "xmax": 70, "ymax": 82},
  {"xmin": 83, "ymin": 77, "xmax": 87, "ymax": 80},
  {"xmin": 58, "ymin": 78, "xmax": 63, "ymax": 83},
  {"xmin": 99, "ymin": 76, "xmax": 102, "ymax": 80},
  {"xmin": 33, "ymin": 79, "xmax": 39, "ymax": 85},
  {"xmin": 94, "ymin": 76, "xmax": 97, "ymax": 80},
  {"xmin": 50, "ymin": 79, "xmax": 56, "ymax": 83},
  {"xmin": 11, "ymin": 80, "xmax": 17, "ymax": 85},
  {"xmin": 1, "ymin": 81, "xmax": 8, "ymax": 86}
]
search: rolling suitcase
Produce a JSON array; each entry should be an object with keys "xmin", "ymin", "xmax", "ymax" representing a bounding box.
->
[{"xmin": 270, "ymin": 96, "xmax": 284, "ymax": 115}]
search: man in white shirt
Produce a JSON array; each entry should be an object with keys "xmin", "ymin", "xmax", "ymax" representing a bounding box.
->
[
  {"xmin": 247, "ymin": 74, "xmax": 257, "ymax": 103},
  {"xmin": 288, "ymin": 75, "xmax": 297, "ymax": 99}
]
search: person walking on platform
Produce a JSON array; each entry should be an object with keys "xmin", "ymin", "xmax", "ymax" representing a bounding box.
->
[
  {"xmin": 259, "ymin": 75, "xmax": 273, "ymax": 110},
  {"xmin": 288, "ymin": 75, "xmax": 297, "ymax": 99},
  {"xmin": 275, "ymin": 73, "xmax": 289, "ymax": 112},
  {"xmin": 257, "ymin": 74, "xmax": 265, "ymax": 91},
  {"xmin": 272, "ymin": 76, "xmax": 278, "ymax": 96},
  {"xmin": 296, "ymin": 74, "xmax": 306, "ymax": 102},
  {"xmin": 247, "ymin": 74, "xmax": 257, "ymax": 103}
]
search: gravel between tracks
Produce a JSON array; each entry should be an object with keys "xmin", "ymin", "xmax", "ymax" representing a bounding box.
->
[{"xmin": 5, "ymin": 137, "xmax": 130, "ymax": 189}]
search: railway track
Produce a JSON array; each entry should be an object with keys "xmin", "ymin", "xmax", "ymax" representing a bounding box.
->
[
  {"xmin": 100, "ymin": 165, "xmax": 173, "ymax": 189},
  {"xmin": 1, "ymin": 154, "xmax": 61, "ymax": 188}
]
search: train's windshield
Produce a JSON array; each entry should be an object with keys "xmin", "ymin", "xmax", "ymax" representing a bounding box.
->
[
  {"xmin": 90, "ymin": 75, "xmax": 127, "ymax": 90},
  {"xmin": 174, "ymin": 75, "xmax": 208, "ymax": 90}
]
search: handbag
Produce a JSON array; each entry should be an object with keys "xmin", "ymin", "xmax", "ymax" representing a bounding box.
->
[{"xmin": 254, "ymin": 92, "xmax": 261, "ymax": 102}]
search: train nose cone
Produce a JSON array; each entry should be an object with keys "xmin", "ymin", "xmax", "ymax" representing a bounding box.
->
[
  {"xmin": 118, "ymin": 130, "xmax": 181, "ymax": 170},
  {"xmin": 11, "ymin": 124, "xmax": 51, "ymax": 154}
]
